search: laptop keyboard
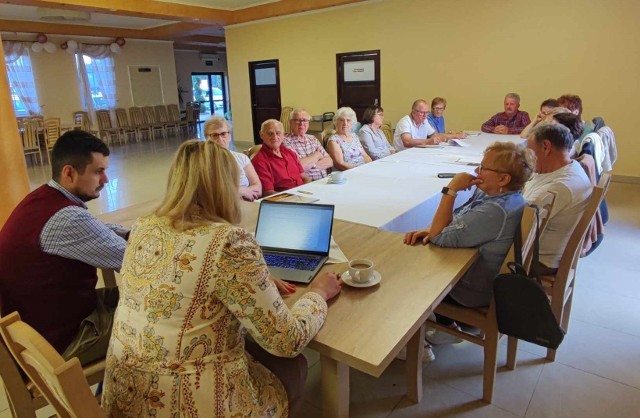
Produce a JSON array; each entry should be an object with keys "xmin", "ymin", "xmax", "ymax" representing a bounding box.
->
[{"xmin": 263, "ymin": 253, "xmax": 323, "ymax": 271}]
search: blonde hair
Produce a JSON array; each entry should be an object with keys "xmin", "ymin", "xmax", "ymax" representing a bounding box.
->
[
  {"xmin": 155, "ymin": 140, "xmax": 241, "ymax": 231},
  {"xmin": 484, "ymin": 141, "xmax": 536, "ymax": 191},
  {"xmin": 203, "ymin": 116, "xmax": 231, "ymax": 136}
]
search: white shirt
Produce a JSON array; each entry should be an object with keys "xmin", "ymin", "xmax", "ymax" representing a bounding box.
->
[
  {"xmin": 523, "ymin": 161, "xmax": 592, "ymax": 268},
  {"xmin": 232, "ymin": 151, "xmax": 251, "ymax": 187},
  {"xmin": 393, "ymin": 114, "xmax": 436, "ymax": 151}
]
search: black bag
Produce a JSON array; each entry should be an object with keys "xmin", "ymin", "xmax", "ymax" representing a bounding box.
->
[{"xmin": 493, "ymin": 210, "xmax": 565, "ymax": 349}]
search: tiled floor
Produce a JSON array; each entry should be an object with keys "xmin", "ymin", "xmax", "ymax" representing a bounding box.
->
[{"xmin": 2, "ymin": 137, "xmax": 639, "ymax": 417}]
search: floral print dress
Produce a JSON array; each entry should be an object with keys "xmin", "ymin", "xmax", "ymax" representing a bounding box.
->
[
  {"xmin": 102, "ymin": 215, "xmax": 327, "ymax": 417},
  {"xmin": 328, "ymin": 133, "xmax": 367, "ymax": 167}
]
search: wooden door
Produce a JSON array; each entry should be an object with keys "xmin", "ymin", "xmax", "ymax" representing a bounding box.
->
[
  {"xmin": 336, "ymin": 50, "xmax": 380, "ymax": 122},
  {"xmin": 249, "ymin": 60, "xmax": 281, "ymax": 144}
]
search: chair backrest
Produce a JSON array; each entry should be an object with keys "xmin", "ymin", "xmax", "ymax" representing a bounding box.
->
[
  {"xmin": 0, "ymin": 312, "xmax": 106, "ymax": 418},
  {"xmin": 154, "ymin": 105, "xmax": 169, "ymax": 123},
  {"xmin": 95, "ymin": 110, "xmax": 113, "ymax": 130},
  {"xmin": 22, "ymin": 122, "xmax": 40, "ymax": 152},
  {"xmin": 280, "ymin": 106, "xmax": 293, "ymax": 134},
  {"xmin": 129, "ymin": 107, "xmax": 145, "ymax": 127},
  {"xmin": 380, "ymin": 121, "xmax": 394, "ymax": 145},
  {"xmin": 245, "ymin": 144, "xmax": 262, "ymax": 159},
  {"xmin": 72, "ymin": 111, "xmax": 91, "ymax": 131},
  {"xmin": 167, "ymin": 104, "xmax": 181, "ymax": 122},
  {"xmin": 143, "ymin": 106, "xmax": 158, "ymax": 124},
  {"xmin": 114, "ymin": 108, "xmax": 131, "ymax": 128},
  {"xmin": 43, "ymin": 118, "xmax": 61, "ymax": 149},
  {"xmin": 319, "ymin": 127, "xmax": 336, "ymax": 149},
  {"xmin": 554, "ymin": 173, "xmax": 611, "ymax": 285},
  {"xmin": 0, "ymin": 334, "xmax": 40, "ymax": 418}
]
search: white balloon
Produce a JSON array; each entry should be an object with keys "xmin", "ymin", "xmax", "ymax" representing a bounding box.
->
[
  {"xmin": 110, "ymin": 43, "xmax": 121, "ymax": 54},
  {"xmin": 66, "ymin": 47, "xmax": 75, "ymax": 55},
  {"xmin": 67, "ymin": 40, "xmax": 78, "ymax": 50},
  {"xmin": 43, "ymin": 42, "xmax": 57, "ymax": 53},
  {"xmin": 31, "ymin": 43, "xmax": 43, "ymax": 53}
]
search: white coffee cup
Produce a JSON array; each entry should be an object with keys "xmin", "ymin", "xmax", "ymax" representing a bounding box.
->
[
  {"xmin": 348, "ymin": 258, "xmax": 374, "ymax": 283},
  {"xmin": 330, "ymin": 171, "xmax": 345, "ymax": 182}
]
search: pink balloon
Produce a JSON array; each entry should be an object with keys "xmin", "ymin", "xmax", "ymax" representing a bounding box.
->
[{"xmin": 36, "ymin": 33, "xmax": 47, "ymax": 44}]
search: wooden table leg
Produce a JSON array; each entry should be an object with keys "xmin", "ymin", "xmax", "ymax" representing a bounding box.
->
[
  {"xmin": 321, "ymin": 355, "xmax": 349, "ymax": 418},
  {"xmin": 405, "ymin": 323, "xmax": 425, "ymax": 403}
]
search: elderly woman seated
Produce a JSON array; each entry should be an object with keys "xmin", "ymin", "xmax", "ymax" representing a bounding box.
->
[
  {"xmin": 403, "ymin": 141, "xmax": 535, "ymax": 359},
  {"xmin": 252, "ymin": 119, "xmax": 311, "ymax": 196},
  {"xmin": 327, "ymin": 107, "xmax": 372, "ymax": 171},
  {"xmin": 204, "ymin": 116, "xmax": 262, "ymax": 201},
  {"xmin": 357, "ymin": 105, "xmax": 395, "ymax": 160},
  {"xmin": 102, "ymin": 140, "xmax": 342, "ymax": 417}
]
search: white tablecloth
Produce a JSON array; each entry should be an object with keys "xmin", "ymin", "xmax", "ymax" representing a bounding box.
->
[{"xmin": 287, "ymin": 133, "xmax": 522, "ymax": 233}]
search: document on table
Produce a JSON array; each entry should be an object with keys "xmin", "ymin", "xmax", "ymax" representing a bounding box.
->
[{"xmin": 448, "ymin": 139, "xmax": 471, "ymax": 147}]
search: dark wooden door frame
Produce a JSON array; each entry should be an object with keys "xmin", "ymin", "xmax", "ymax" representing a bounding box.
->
[
  {"xmin": 249, "ymin": 59, "xmax": 281, "ymax": 144},
  {"xmin": 336, "ymin": 50, "xmax": 381, "ymax": 121}
]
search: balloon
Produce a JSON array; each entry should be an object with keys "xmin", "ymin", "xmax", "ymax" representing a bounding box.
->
[
  {"xmin": 36, "ymin": 33, "xmax": 47, "ymax": 44},
  {"xmin": 110, "ymin": 43, "xmax": 121, "ymax": 54},
  {"xmin": 115, "ymin": 37, "xmax": 126, "ymax": 46},
  {"xmin": 43, "ymin": 42, "xmax": 57, "ymax": 53},
  {"xmin": 31, "ymin": 42, "xmax": 43, "ymax": 53},
  {"xmin": 67, "ymin": 40, "xmax": 78, "ymax": 50},
  {"xmin": 61, "ymin": 42, "xmax": 68, "ymax": 50}
]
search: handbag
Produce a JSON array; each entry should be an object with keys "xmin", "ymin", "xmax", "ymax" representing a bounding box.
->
[{"xmin": 493, "ymin": 209, "xmax": 565, "ymax": 349}]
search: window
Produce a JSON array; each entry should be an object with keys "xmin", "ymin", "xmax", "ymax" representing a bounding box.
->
[
  {"xmin": 3, "ymin": 42, "xmax": 40, "ymax": 117},
  {"xmin": 75, "ymin": 53, "xmax": 116, "ymax": 110}
]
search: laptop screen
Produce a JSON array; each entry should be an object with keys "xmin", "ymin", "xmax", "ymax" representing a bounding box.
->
[{"xmin": 255, "ymin": 201, "xmax": 334, "ymax": 254}]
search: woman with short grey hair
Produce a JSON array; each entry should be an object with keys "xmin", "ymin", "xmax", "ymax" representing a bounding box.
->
[{"xmin": 327, "ymin": 107, "xmax": 372, "ymax": 171}]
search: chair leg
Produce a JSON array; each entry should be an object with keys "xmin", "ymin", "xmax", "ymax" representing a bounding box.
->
[
  {"xmin": 546, "ymin": 348, "xmax": 557, "ymax": 361},
  {"xmin": 506, "ymin": 336, "xmax": 519, "ymax": 370},
  {"xmin": 482, "ymin": 329, "xmax": 499, "ymax": 403}
]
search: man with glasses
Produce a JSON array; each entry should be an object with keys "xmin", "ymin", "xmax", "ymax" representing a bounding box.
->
[
  {"xmin": 481, "ymin": 93, "xmax": 531, "ymax": 134},
  {"xmin": 284, "ymin": 109, "xmax": 333, "ymax": 180},
  {"xmin": 393, "ymin": 99, "xmax": 444, "ymax": 151}
]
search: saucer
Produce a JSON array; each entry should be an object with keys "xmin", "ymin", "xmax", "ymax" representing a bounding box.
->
[
  {"xmin": 341, "ymin": 270, "xmax": 382, "ymax": 288},
  {"xmin": 328, "ymin": 178, "xmax": 347, "ymax": 185}
]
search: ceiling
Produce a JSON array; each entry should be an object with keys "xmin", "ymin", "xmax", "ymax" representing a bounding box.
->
[{"xmin": 0, "ymin": 0, "xmax": 368, "ymax": 54}]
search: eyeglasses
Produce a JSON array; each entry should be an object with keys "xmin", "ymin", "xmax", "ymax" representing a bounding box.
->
[
  {"xmin": 433, "ymin": 107, "xmax": 446, "ymax": 111},
  {"xmin": 413, "ymin": 110, "xmax": 428, "ymax": 116},
  {"xmin": 206, "ymin": 131, "xmax": 230, "ymax": 139},
  {"xmin": 291, "ymin": 119, "xmax": 310, "ymax": 124},
  {"xmin": 478, "ymin": 164, "xmax": 505, "ymax": 174}
]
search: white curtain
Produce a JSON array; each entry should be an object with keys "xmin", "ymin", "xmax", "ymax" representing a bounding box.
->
[
  {"xmin": 2, "ymin": 41, "xmax": 41, "ymax": 115},
  {"xmin": 75, "ymin": 44, "xmax": 116, "ymax": 113}
]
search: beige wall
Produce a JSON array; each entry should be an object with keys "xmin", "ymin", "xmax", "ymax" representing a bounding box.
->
[
  {"xmin": 26, "ymin": 37, "xmax": 177, "ymax": 126},
  {"xmin": 226, "ymin": 0, "xmax": 640, "ymax": 177}
]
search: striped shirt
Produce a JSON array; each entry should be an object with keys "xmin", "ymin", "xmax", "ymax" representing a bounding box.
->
[
  {"xmin": 481, "ymin": 111, "xmax": 531, "ymax": 134},
  {"xmin": 40, "ymin": 180, "xmax": 128, "ymax": 270},
  {"xmin": 283, "ymin": 134, "xmax": 330, "ymax": 181}
]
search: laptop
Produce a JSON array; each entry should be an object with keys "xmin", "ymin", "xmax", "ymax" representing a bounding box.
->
[{"xmin": 255, "ymin": 200, "xmax": 335, "ymax": 283}]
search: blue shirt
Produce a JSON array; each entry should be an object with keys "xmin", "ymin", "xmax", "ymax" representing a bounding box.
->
[
  {"xmin": 430, "ymin": 189, "xmax": 526, "ymax": 307},
  {"xmin": 427, "ymin": 113, "xmax": 445, "ymax": 133}
]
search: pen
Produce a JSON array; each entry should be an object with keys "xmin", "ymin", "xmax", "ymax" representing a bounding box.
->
[{"xmin": 298, "ymin": 190, "xmax": 313, "ymax": 195}]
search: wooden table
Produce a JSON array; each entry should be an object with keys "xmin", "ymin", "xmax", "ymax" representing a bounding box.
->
[{"xmin": 98, "ymin": 201, "xmax": 478, "ymax": 417}]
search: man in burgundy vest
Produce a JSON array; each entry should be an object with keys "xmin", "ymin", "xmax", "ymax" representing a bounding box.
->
[{"xmin": 0, "ymin": 130, "xmax": 128, "ymax": 365}]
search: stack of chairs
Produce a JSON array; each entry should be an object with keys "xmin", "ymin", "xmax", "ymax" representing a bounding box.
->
[
  {"xmin": 143, "ymin": 106, "xmax": 166, "ymax": 140},
  {"xmin": 19, "ymin": 119, "xmax": 43, "ymax": 165},
  {"xmin": 95, "ymin": 110, "xmax": 121, "ymax": 145},
  {"xmin": 167, "ymin": 104, "xmax": 189, "ymax": 137},
  {"xmin": 154, "ymin": 105, "xmax": 179, "ymax": 137},
  {"xmin": 43, "ymin": 118, "xmax": 61, "ymax": 162},
  {"xmin": 115, "ymin": 108, "xmax": 139, "ymax": 143},
  {"xmin": 129, "ymin": 107, "xmax": 153, "ymax": 141}
]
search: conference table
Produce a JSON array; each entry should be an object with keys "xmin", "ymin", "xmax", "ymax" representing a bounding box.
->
[{"xmin": 98, "ymin": 132, "xmax": 519, "ymax": 417}]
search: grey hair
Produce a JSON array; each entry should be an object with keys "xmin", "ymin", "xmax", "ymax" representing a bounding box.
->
[
  {"xmin": 203, "ymin": 116, "xmax": 231, "ymax": 134},
  {"xmin": 333, "ymin": 107, "xmax": 357, "ymax": 125},
  {"xmin": 529, "ymin": 121, "xmax": 574, "ymax": 151},
  {"xmin": 260, "ymin": 119, "xmax": 284, "ymax": 133},
  {"xmin": 290, "ymin": 108, "xmax": 310, "ymax": 120},
  {"xmin": 505, "ymin": 93, "xmax": 521, "ymax": 103}
]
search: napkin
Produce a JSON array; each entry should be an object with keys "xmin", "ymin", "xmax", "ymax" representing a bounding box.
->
[{"xmin": 326, "ymin": 236, "xmax": 348, "ymax": 264}]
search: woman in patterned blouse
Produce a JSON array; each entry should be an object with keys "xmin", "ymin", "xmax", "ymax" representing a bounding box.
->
[
  {"xmin": 102, "ymin": 140, "xmax": 342, "ymax": 417},
  {"xmin": 327, "ymin": 106, "xmax": 372, "ymax": 171}
]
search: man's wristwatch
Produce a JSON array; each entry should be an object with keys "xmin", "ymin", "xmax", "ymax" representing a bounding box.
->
[{"xmin": 441, "ymin": 187, "xmax": 457, "ymax": 198}]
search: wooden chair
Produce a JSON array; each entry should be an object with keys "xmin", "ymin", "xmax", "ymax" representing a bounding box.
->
[
  {"xmin": 143, "ymin": 106, "xmax": 166, "ymax": 140},
  {"xmin": 72, "ymin": 111, "xmax": 95, "ymax": 134},
  {"xmin": 426, "ymin": 193, "xmax": 555, "ymax": 403},
  {"xmin": 114, "ymin": 108, "xmax": 138, "ymax": 143},
  {"xmin": 317, "ymin": 126, "xmax": 336, "ymax": 149},
  {"xmin": 381, "ymin": 121, "xmax": 394, "ymax": 146},
  {"xmin": 280, "ymin": 106, "xmax": 293, "ymax": 134},
  {"xmin": 245, "ymin": 144, "xmax": 262, "ymax": 159},
  {"xmin": 167, "ymin": 104, "xmax": 188, "ymax": 137},
  {"xmin": 43, "ymin": 118, "xmax": 61, "ymax": 163},
  {"xmin": 21, "ymin": 121, "xmax": 43, "ymax": 165},
  {"xmin": 510, "ymin": 173, "xmax": 611, "ymax": 362},
  {"xmin": 0, "ymin": 312, "xmax": 107, "ymax": 418},
  {"xmin": 154, "ymin": 105, "xmax": 179, "ymax": 137},
  {"xmin": 185, "ymin": 104, "xmax": 200, "ymax": 136},
  {"xmin": 129, "ymin": 106, "xmax": 153, "ymax": 141},
  {"xmin": 95, "ymin": 110, "xmax": 121, "ymax": 144}
]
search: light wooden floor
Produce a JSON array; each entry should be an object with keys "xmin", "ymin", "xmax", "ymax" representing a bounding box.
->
[{"xmin": 2, "ymin": 135, "xmax": 639, "ymax": 417}]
